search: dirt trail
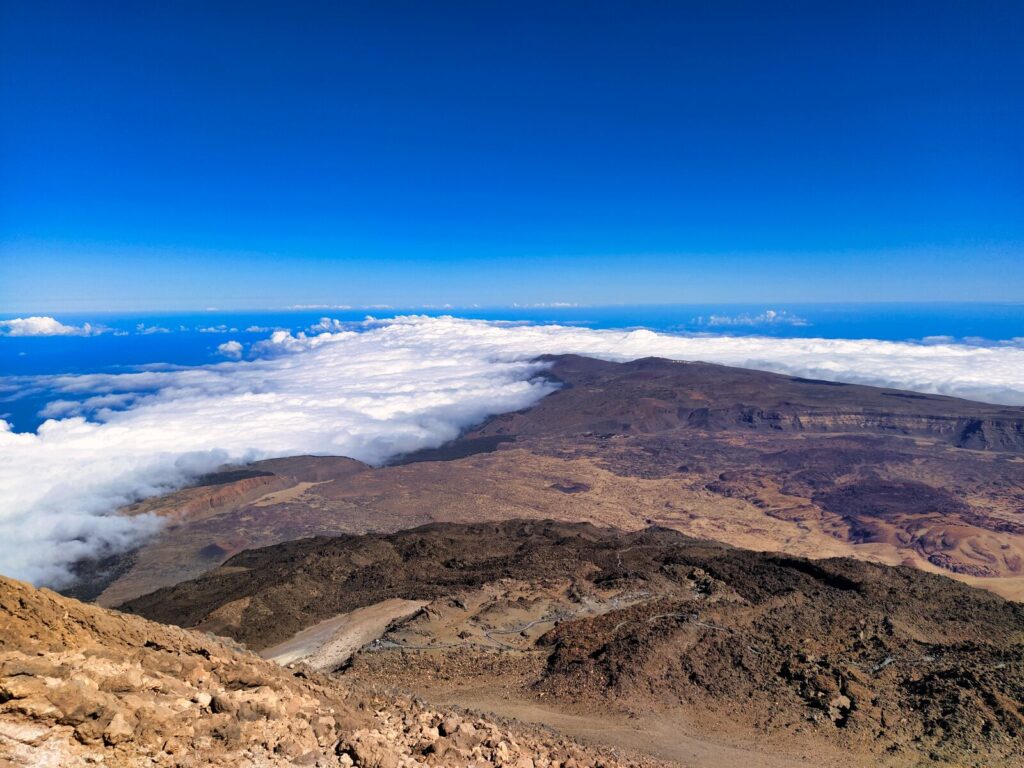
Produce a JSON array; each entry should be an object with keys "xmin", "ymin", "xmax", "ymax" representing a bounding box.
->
[
  {"xmin": 431, "ymin": 690, "xmax": 859, "ymax": 768},
  {"xmin": 260, "ymin": 598, "xmax": 428, "ymax": 670},
  {"xmin": 252, "ymin": 480, "xmax": 330, "ymax": 507}
]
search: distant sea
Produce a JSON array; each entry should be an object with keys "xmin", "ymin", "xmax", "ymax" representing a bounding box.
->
[{"xmin": 2, "ymin": 302, "xmax": 1022, "ymax": 433}]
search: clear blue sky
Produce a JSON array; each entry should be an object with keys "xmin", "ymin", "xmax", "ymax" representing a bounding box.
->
[{"xmin": 1, "ymin": 1, "xmax": 1021, "ymax": 311}]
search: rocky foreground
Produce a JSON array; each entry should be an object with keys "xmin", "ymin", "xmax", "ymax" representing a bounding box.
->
[
  {"xmin": 122, "ymin": 520, "xmax": 1024, "ymax": 767},
  {"xmin": 0, "ymin": 574, "xmax": 663, "ymax": 767}
]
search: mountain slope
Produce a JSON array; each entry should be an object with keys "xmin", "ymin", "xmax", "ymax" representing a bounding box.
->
[
  {"xmin": 87, "ymin": 355, "xmax": 1024, "ymax": 606},
  {"xmin": 121, "ymin": 520, "xmax": 1024, "ymax": 766},
  {"xmin": 0, "ymin": 574, "xmax": 662, "ymax": 767}
]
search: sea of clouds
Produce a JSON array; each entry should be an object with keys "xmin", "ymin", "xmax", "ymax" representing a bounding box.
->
[{"xmin": 3, "ymin": 314, "xmax": 1024, "ymax": 587}]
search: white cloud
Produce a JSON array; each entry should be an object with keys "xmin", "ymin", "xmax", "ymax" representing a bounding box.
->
[
  {"xmin": 249, "ymin": 329, "xmax": 327, "ymax": 357},
  {"xmin": 285, "ymin": 304, "xmax": 353, "ymax": 310},
  {"xmin": 693, "ymin": 308, "xmax": 810, "ymax": 327},
  {"xmin": 199, "ymin": 325, "xmax": 239, "ymax": 333},
  {"xmin": 0, "ymin": 316, "xmax": 100, "ymax": 336},
  {"xmin": 308, "ymin": 317, "xmax": 349, "ymax": 333},
  {"xmin": 38, "ymin": 393, "xmax": 141, "ymax": 420},
  {"xmin": 216, "ymin": 340, "xmax": 244, "ymax": 359},
  {"xmin": 3, "ymin": 315, "xmax": 1024, "ymax": 588},
  {"xmin": 135, "ymin": 323, "xmax": 171, "ymax": 335}
]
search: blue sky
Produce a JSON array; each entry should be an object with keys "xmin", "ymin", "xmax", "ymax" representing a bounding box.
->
[{"xmin": 1, "ymin": 1, "xmax": 1022, "ymax": 311}]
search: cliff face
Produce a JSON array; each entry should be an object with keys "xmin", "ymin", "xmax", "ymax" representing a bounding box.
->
[
  {"xmin": 682, "ymin": 406, "xmax": 1024, "ymax": 451},
  {"xmin": 952, "ymin": 416, "xmax": 1024, "ymax": 451}
]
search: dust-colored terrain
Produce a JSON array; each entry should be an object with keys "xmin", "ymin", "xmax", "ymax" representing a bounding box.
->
[
  {"xmin": 83, "ymin": 355, "xmax": 1024, "ymax": 605},
  {"xmin": 0, "ymin": 574, "xmax": 665, "ymax": 767},
  {"xmin": 260, "ymin": 599, "xmax": 429, "ymax": 670},
  {"xmin": 23, "ymin": 355, "xmax": 1024, "ymax": 766},
  {"xmin": 121, "ymin": 520, "xmax": 1024, "ymax": 767}
]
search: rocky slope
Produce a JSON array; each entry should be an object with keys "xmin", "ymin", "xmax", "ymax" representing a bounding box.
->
[
  {"xmin": 121, "ymin": 521, "xmax": 1024, "ymax": 766},
  {"xmin": 0, "ymin": 574, "xmax": 664, "ymax": 767}
]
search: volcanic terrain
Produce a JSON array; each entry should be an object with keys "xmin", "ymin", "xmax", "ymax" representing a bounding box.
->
[
  {"xmin": 83, "ymin": 355, "xmax": 1024, "ymax": 605},
  {"xmin": 121, "ymin": 520, "xmax": 1024, "ymax": 767},
  {"xmin": 11, "ymin": 355, "xmax": 1024, "ymax": 766}
]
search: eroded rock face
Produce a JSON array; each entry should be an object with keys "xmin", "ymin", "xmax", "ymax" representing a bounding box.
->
[{"xmin": 0, "ymin": 575, "xmax": 662, "ymax": 767}]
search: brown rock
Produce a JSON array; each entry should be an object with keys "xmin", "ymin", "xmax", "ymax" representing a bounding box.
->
[
  {"xmin": 99, "ymin": 667, "xmax": 145, "ymax": 692},
  {"xmin": 1, "ymin": 675, "xmax": 49, "ymax": 701},
  {"xmin": 103, "ymin": 712, "xmax": 135, "ymax": 745},
  {"xmin": 75, "ymin": 713, "xmax": 113, "ymax": 745},
  {"xmin": 348, "ymin": 730, "xmax": 400, "ymax": 768},
  {"xmin": 0, "ymin": 655, "xmax": 62, "ymax": 678},
  {"xmin": 48, "ymin": 684, "xmax": 111, "ymax": 726},
  {"xmin": 452, "ymin": 720, "xmax": 483, "ymax": 749},
  {"xmin": 439, "ymin": 715, "xmax": 460, "ymax": 736}
]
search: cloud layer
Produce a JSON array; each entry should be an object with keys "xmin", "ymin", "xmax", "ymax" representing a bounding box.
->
[
  {"xmin": 0, "ymin": 316, "xmax": 99, "ymax": 336},
  {"xmin": 3, "ymin": 315, "xmax": 1024, "ymax": 587}
]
